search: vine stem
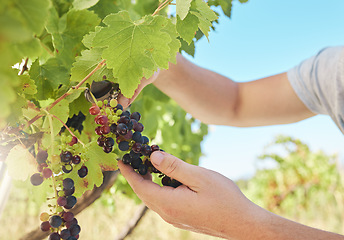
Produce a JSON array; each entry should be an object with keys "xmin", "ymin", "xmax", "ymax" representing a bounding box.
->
[
  {"xmin": 152, "ymin": 0, "xmax": 173, "ymax": 16},
  {"xmin": 24, "ymin": 59, "xmax": 106, "ymax": 129},
  {"xmin": 50, "ymin": 114, "xmax": 85, "ymax": 147}
]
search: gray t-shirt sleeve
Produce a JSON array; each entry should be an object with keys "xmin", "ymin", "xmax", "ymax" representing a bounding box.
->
[{"xmin": 287, "ymin": 46, "xmax": 344, "ymax": 133}]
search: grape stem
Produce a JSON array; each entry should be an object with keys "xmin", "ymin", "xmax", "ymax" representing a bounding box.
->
[
  {"xmin": 24, "ymin": 59, "xmax": 106, "ymax": 129},
  {"xmin": 152, "ymin": 0, "xmax": 173, "ymax": 16},
  {"xmin": 50, "ymin": 114, "xmax": 85, "ymax": 147}
]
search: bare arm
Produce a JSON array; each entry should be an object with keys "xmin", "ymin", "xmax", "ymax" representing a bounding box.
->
[{"xmin": 153, "ymin": 53, "xmax": 315, "ymax": 126}]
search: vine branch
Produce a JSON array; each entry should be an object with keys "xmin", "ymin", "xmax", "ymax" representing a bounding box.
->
[
  {"xmin": 152, "ymin": 0, "xmax": 173, "ymax": 16},
  {"xmin": 24, "ymin": 59, "xmax": 106, "ymax": 129}
]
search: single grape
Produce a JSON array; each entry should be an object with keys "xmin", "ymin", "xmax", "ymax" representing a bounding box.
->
[
  {"xmin": 49, "ymin": 232, "xmax": 61, "ymax": 240},
  {"xmin": 69, "ymin": 136, "xmax": 78, "ymax": 146},
  {"xmin": 141, "ymin": 145, "xmax": 152, "ymax": 156},
  {"xmin": 104, "ymin": 137, "xmax": 115, "ymax": 147},
  {"xmin": 95, "ymin": 126, "xmax": 102, "ymax": 135},
  {"xmin": 63, "ymin": 212, "xmax": 74, "ymax": 222},
  {"xmin": 142, "ymin": 136, "xmax": 149, "ymax": 144},
  {"xmin": 36, "ymin": 150, "xmax": 48, "ymax": 164},
  {"xmin": 78, "ymin": 166, "xmax": 88, "ymax": 178},
  {"xmin": 72, "ymin": 155, "xmax": 81, "ymax": 165},
  {"xmin": 131, "ymin": 158, "xmax": 143, "ymax": 169},
  {"xmin": 89, "ymin": 105, "xmax": 100, "ymax": 115},
  {"xmin": 126, "ymin": 120, "xmax": 133, "ymax": 130},
  {"xmin": 132, "ymin": 132, "xmax": 142, "ymax": 142},
  {"xmin": 122, "ymin": 154, "xmax": 132, "ymax": 165},
  {"xmin": 151, "ymin": 145, "xmax": 160, "ymax": 152},
  {"xmin": 118, "ymin": 141, "xmax": 129, "ymax": 151},
  {"xmin": 131, "ymin": 142, "xmax": 142, "ymax": 153},
  {"xmin": 138, "ymin": 164, "xmax": 148, "ymax": 175},
  {"xmin": 60, "ymin": 151, "xmax": 73, "ymax": 163},
  {"xmin": 121, "ymin": 111, "xmax": 131, "ymax": 118},
  {"xmin": 129, "ymin": 150, "xmax": 140, "ymax": 159},
  {"xmin": 60, "ymin": 229, "xmax": 71, "ymax": 240},
  {"xmin": 100, "ymin": 125, "xmax": 111, "ymax": 135},
  {"xmin": 30, "ymin": 173, "xmax": 43, "ymax": 186},
  {"xmin": 40, "ymin": 212, "xmax": 50, "ymax": 222},
  {"xmin": 130, "ymin": 112, "xmax": 141, "ymax": 121},
  {"xmin": 97, "ymin": 136, "xmax": 106, "ymax": 147},
  {"xmin": 94, "ymin": 115, "xmax": 108, "ymax": 125},
  {"xmin": 118, "ymin": 116, "xmax": 130, "ymax": 124},
  {"xmin": 42, "ymin": 168, "xmax": 53, "ymax": 178},
  {"xmin": 133, "ymin": 122, "xmax": 144, "ymax": 132},
  {"xmin": 63, "ymin": 178, "xmax": 74, "ymax": 190},
  {"xmin": 109, "ymin": 99, "xmax": 117, "ymax": 108},
  {"xmin": 62, "ymin": 164, "xmax": 73, "ymax": 174},
  {"xmin": 69, "ymin": 224, "xmax": 81, "ymax": 236},
  {"xmin": 66, "ymin": 218, "xmax": 78, "ymax": 229},
  {"xmin": 115, "ymin": 104, "xmax": 123, "ymax": 111},
  {"xmin": 40, "ymin": 221, "xmax": 51, "ymax": 232},
  {"xmin": 110, "ymin": 123, "xmax": 117, "ymax": 133},
  {"xmin": 57, "ymin": 197, "xmax": 67, "ymax": 207},
  {"xmin": 64, "ymin": 196, "xmax": 77, "ymax": 209},
  {"xmin": 49, "ymin": 215, "xmax": 63, "ymax": 228},
  {"xmin": 161, "ymin": 176, "xmax": 171, "ymax": 186},
  {"xmin": 116, "ymin": 123, "xmax": 128, "ymax": 135},
  {"xmin": 103, "ymin": 145, "xmax": 113, "ymax": 153},
  {"xmin": 64, "ymin": 187, "xmax": 75, "ymax": 196}
]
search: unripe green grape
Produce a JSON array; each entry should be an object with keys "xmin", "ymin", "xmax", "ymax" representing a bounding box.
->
[
  {"xmin": 110, "ymin": 99, "xmax": 117, "ymax": 107},
  {"xmin": 58, "ymin": 191, "xmax": 65, "ymax": 197},
  {"xmin": 105, "ymin": 108, "xmax": 111, "ymax": 115},
  {"xmin": 103, "ymin": 99, "xmax": 108, "ymax": 105},
  {"xmin": 116, "ymin": 109, "xmax": 123, "ymax": 116},
  {"xmin": 97, "ymin": 101, "xmax": 103, "ymax": 107}
]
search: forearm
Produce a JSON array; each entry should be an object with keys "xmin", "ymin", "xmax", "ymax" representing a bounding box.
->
[
  {"xmin": 241, "ymin": 206, "xmax": 344, "ymax": 240},
  {"xmin": 154, "ymin": 54, "xmax": 315, "ymax": 127},
  {"xmin": 154, "ymin": 53, "xmax": 240, "ymax": 125}
]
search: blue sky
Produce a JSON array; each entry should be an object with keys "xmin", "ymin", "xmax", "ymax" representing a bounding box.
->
[{"xmin": 185, "ymin": 0, "xmax": 344, "ymax": 180}]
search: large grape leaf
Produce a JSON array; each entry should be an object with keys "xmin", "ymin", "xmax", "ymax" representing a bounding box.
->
[
  {"xmin": 46, "ymin": 8, "xmax": 100, "ymax": 69},
  {"xmin": 12, "ymin": 0, "xmax": 50, "ymax": 35},
  {"xmin": 92, "ymin": 11, "xmax": 176, "ymax": 97},
  {"xmin": 176, "ymin": 0, "xmax": 218, "ymax": 44},
  {"xmin": 176, "ymin": 0, "xmax": 192, "ymax": 20},
  {"xmin": 70, "ymin": 48, "xmax": 114, "ymax": 84},
  {"xmin": 29, "ymin": 59, "xmax": 70, "ymax": 100}
]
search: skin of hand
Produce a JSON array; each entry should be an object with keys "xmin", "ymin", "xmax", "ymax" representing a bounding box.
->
[{"xmin": 119, "ymin": 151, "xmax": 344, "ymax": 240}]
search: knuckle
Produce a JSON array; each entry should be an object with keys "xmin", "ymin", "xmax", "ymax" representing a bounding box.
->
[{"xmin": 164, "ymin": 158, "xmax": 180, "ymax": 176}]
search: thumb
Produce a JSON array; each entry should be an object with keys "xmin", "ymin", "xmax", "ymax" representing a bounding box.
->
[{"xmin": 150, "ymin": 151, "xmax": 201, "ymax": 188}]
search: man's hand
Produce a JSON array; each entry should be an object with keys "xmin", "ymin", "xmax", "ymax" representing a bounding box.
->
[{"xmin": 118, "ymin": 151, "xmax": 261, "ymax": 239}]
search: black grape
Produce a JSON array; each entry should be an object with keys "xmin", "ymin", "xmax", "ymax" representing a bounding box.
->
[
  {"xmin": 64, "ymin": 196, "xmax": 77, "ymax": 209},
  {"xmin": 60, "ymin": 229, "xmax": 71, "ymax": 239},
  {"xmin": 63, "ymin": 178, "xmax": 74, "ymax": 190},
  {"xmin": 122, "ymin": 154, "xmax": 132, "ymax": 165},
  {"xmin": 49, "ymin": 232, "xmax": 61, "ymax": 240},
  {"xmin": 138, "ymin": 164, "xmax": 148, "ymax": 175},
  {"xmin": 132, "ymin": 132, "xmax": 142, "ymax": 142},
  {"xmin": 78, "ymin": 166, "xmax": 88, "ymax": 178},
  {"xmin": 60, "ymin": 151, "xmax": 73, "ymax": 163},
  {"xmin": 30, "ymin": 173, "xmax": 43, "ymax": 186},
  {"xmin": 69, "ymin": 224, "xmax": 81, "ymax": 236},
  {"xmin": 49, "ymin": 215, "xmax": 62, "ymax": 228},
  {"xmin": 118, "ymin": 141, "xmax": 129, "ymax": 151},
  {"xmin": 116, "ymin": 123, "xmax": 128, "ymax": 135},
  {"xmin": 36, "ymin": 150, "xmax": 48, "ymax": 164},
  {"xmin": 64, "ymin": 187, "xmax": 75, "ymax": 196}
]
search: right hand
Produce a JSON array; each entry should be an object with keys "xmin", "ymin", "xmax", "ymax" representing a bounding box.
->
[{"xmin": 117, "ymin": 69, "xmax": 160, "ymax": 109}]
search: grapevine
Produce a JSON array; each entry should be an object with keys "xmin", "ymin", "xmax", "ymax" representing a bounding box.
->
[{"xmin": 0, "ymin": 0, "xmax": 239, "ymax": 238}]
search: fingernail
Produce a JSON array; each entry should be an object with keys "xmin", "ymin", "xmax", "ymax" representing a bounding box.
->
[{"xmin": 151, "ymin": 151, "xmax": 164, "ymax": 166}]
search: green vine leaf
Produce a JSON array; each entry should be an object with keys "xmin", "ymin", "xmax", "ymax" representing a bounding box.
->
[
  {"xmin": 5, "ymin": 144, "xmax": 36, "ymax": 181},
  {"xmin": 177, "ymin": 0, "xmax": 218, "ymax": 44},
  {"xmin": 176, "ymin": 0, "xmax": 192, "ymax": 20},
  {"xmin": 29, "ymin": 59, "xmax": 70, "ymax": 100},
  {"xmin": 73, "ymin": 0, "xmax": 100, "ymax": 10},
  {"xmin": 92, "ymin": 11, "xmax": 176, "ymax": 97}
]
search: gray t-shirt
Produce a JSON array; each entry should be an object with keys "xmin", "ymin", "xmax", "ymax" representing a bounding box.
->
[{"xmin": 287, "ymin": 46, "xmax": 344, "ymax": 134}]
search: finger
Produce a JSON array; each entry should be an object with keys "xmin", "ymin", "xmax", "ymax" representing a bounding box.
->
[
  {"xmin": 150, "ymin": 151, "xmax": 202, "ymax": 191},
  {"xmin": 118, "ymin": 160, "xmax": 162, "ymax": 199}
]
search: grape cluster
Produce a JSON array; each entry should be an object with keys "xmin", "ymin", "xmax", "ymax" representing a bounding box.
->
[
  {"xmin": 90, "ymin": 99, "xmax": 182, "ymax": 188},
  {"xmin": 61, "ymin": 112, "xmax": 86, "ymax": 134},
  {"xmin": 30, "ymin": 135, "xmax": 84, "ymax": 239},
  {"xmin": 40, "ymin": 178, "xmax": 81, "ymax": 239}
]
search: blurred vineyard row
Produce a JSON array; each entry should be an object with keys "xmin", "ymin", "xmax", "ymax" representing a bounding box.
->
[{"xmin": 1, "ymin": 136, "xmax": 343, "ymax": 239}]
